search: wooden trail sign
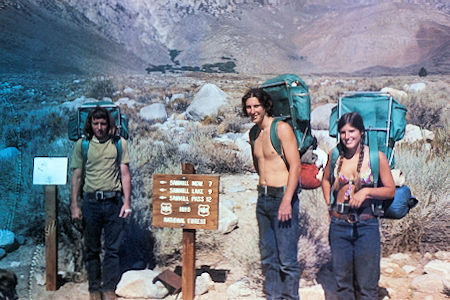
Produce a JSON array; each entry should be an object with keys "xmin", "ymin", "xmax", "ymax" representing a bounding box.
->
[{"xmin": 152, "ymin": 174, "xmax": 219, "ymax": 230}]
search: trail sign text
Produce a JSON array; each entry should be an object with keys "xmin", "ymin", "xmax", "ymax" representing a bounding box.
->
[{"xmin": 152, "ymin": 174, "xmax": 219, "ymax": 230}]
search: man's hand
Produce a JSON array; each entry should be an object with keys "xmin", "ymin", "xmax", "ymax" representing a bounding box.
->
[
  {"xmin": 278, "ymin": 198, "xmax": 292, "ymax": 222},
  {"xmin": 71, "ymin": 205, "xmax": 82, "ymax": 220},
  {"xmin": 119, "ymin": 204, "xmax": 132, "ymax": 218}
]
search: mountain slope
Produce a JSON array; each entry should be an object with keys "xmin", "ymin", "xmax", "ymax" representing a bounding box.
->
[{"xmin": 0, "ymin": 0, "xmax": 449, "ymax": 75}]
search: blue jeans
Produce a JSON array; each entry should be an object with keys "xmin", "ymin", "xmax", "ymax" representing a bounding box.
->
[
  {"xmin": 256, "ymin": 191, "xmax": 300, "ymax": 300},
  {"xmin": 82, "ymin": 195, "xmax": 124, "ymax": 293},
  {"xmin": 329, "ymin": 216, "xmax": 380, "ymax": 300}
]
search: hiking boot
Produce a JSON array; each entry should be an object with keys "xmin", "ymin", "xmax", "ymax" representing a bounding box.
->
[
  {"xmin": 102, "ymin": 291, "xmax": 117, "ymax": 300},
  {"xmin": 89, "ymin": 291, "xmax": 102, "ymax": 300}
]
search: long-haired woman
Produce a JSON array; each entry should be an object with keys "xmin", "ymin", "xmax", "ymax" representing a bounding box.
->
[{"xmin": 321, "ymin": 112, "xmax": 395, "ymax": 299}]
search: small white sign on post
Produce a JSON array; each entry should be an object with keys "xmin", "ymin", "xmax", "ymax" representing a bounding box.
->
[{"xmin": 33, "ymin": 157, "xmax": 68, "ymax": 185}]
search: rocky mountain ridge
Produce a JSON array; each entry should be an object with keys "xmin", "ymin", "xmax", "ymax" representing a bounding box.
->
[{"xmin": 0, "ymin": 0, "xmax": 449, "ymax": 75}]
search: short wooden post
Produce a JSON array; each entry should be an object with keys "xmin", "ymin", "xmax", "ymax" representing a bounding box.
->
[
  {"xmin": 44, "ymin": 185, "xmax": 58, "ymax": 291},
  {"xmin": 181, "ymin": 163, "xmax": 195, "ymax": 300}
]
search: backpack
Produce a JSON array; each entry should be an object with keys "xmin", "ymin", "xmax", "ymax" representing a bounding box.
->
[
  {"xmin": 249, "ymin": 74, "xmax": 318, "ymax": 189},
  {"xmin": 328, "ymin": 91, "xmax": 417, "ymax": 219},
  {"xmin": 68, "ymin": 101, "xmax": 129, "ymax": 167}
]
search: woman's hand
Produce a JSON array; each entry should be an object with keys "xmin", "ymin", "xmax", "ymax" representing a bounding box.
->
[{"xmin": 349, "ymin": 188, "xmax": 369, "ymax": 208}]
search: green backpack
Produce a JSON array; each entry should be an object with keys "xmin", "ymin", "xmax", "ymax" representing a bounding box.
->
[
  {"xmin": 249, "ymin": 74, "xmax": 316, "ymax": 166},
  {"xmin": 68, "ymin": 101, "xmax": 129, "ymax": 165},
  {"xmin": 328, "ymin": 91, "xmax": 409, "ymax": 216}
]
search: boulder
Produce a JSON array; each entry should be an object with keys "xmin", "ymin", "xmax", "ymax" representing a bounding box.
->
[
  {"xmin": 402, "ymin": 124, "xmax": 424, "ymax": 143},
  {"xmin": 299, "ymin": 284, "xmax": 326, "ymax": 300},
  {"xmin": 218, "ymin": 203, "xmax": 238, "ymax": 234},
  {"xmin": 170, "ymin": 93, "xmax": 185, "ymax": 103},
  {"xmin": 311, "ymin": 103, "xmax": 335, "ymax": 130},
  {"xmin": 115, "ymin": 269, "xmax": 169, "ymax": 299},
  {"xmin": 186, "ymin": 84, "xmax": 227, "ymax": 121},
  {"xmin": 116, "ymin": 97, "xmax": 137, "ymax": 108},
  {"xmin": 61, "ymin": 96, "xmax": 97, "ymax": 110},
  {"xmin": 139, "ymin": 103, "xmax": 167, "ymax": 122},
  {"xmin": 380, "ymin": 260, "xmax": 406, "ymax": 277},
  {"xmin": 226, "ymin": 277, "xmax": 252, "ymax": 299},
  {"xmin": 380, "ymin": 87, "xmax": 408, "ymax": 100},
  {"xmin": 0, "ymin": 147, "xmax": 20, "ymax": 161},
  {"xmin": 195, "ymin": 272, "xmax": 214, "ymax": 295},
  {"xmin": 311, "ymin": 130, "xmax": 337, "ymax": 153},
  {"xmin": 0, "ymin": 229, "xmax": 15, "ymax": 251},
  {"xmin": 435, "ymin": 251, "xmax": 450, "ymax": 261},
  {"xmin": 405, "ymin": 82, "xmax": 426, "ymax": 93},
  {"xmin": 411, "ymin": 274, "xmax": 444, "ymax": 293},
  {"xmin": 424, "ymin": 260, "xmax": 450, "ymax": 280}
]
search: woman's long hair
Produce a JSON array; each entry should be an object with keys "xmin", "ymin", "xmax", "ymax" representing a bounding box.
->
[{"xmin": 334, "ymin": 112, "xmax": 366, "ymax": 191}]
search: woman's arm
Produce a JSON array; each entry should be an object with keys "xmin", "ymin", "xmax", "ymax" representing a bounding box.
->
[
  {"xmin": 350, "ymin": 151, "xmax": 395, "ymax": 207},
  {"xmin": 321, "ymin": 151, "xmax": 332, "ymax": 206}
]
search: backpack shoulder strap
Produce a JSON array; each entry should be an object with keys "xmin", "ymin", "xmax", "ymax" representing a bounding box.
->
[
  {"xmin": 81, "ymin": 139, "xmax": 90, "ymax": 166},
  {"xmin": 270, "ymin": 118, "xmax": 289, "ymax": 168},
  {"xmin": 367, "ymin": 131, "xmax": 379, "ymax": 187},
  {"xmin": 115, "ymin": 136, "xmax": 122, "ymax": 166},
  {"xmin": 270, "ymin": 118, "xmax": 282, "ymax": 157}
]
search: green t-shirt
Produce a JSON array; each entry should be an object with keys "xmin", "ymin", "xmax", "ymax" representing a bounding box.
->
[{"xmin": 71, "ymin": 137, "xmax": 130, "ymax": 193}]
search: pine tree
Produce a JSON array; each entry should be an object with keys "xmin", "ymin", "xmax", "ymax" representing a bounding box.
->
[{"xmin": 418, "ymin": 67, "xmax": 428, "ymax": 77}]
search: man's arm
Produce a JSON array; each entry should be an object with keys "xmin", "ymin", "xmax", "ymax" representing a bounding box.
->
[
  {"xmin": 71, "ymin": 168, "xmax": 82, "ymax": 220},
  {"xmin": 119, "ymin": 163, "xmax": 132, "ymax": 218},
  {"xmin": 277, "ymin": 121, "xmax": 301, "ymax": 222}
]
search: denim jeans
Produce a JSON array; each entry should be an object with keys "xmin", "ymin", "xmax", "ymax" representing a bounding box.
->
[
  {"xmin": 256, "ymin": 191, "xmax": 300, "ymax": 300},
  {"xmin": 82, "ymin": 194, "xmax": 124, "ymax": 293},
  {"xmin": 329, "ymin": 216, "xmax": 380, "ymax": 300}
]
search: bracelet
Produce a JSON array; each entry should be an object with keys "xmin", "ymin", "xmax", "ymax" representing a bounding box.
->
[{"xmin": 125, "ymin": 209, "xmax": 132, "ymax": 213}]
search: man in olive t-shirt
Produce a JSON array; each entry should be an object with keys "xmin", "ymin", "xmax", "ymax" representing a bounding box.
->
[{"xmin": 70, "ymin": 106, "xmax": 131, "ymax": 300}]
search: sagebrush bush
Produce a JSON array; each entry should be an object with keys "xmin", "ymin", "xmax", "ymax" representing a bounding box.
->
[
  {"xmin": 405, "ymin": 92, "xmax": 445, "ymax": 129},
  {"xmin": 298, "ymin": 189, "xmax": 331, "ymax": 281},
  {"xmin": 380, "ymin": 145, "xmax": 449, "ymax": 254},
  {"xmin": 87, "ymin": 76, "xmax": 117, "ymax": 99}
]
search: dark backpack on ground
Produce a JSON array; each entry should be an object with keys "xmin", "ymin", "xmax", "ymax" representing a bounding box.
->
[
  {"xmin": 68, "ymin": 101, "xmax": 129, "ymax": 164},
  {"xmin": 328, "ymin": 91, "xmax": 417, "ymax": 219}
]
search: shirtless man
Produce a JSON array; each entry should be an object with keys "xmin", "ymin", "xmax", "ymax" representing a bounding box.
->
[{"xmin": 242, "ymin": 88, "xmax": 301, "ymax": 300}]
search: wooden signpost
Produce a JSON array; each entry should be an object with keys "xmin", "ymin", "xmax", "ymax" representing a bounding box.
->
[
  {"xmin": 152, "ymin": 163, "xmax": 219, "ymax": 300},
  {"xmin": 33, "ymin": 156, "xmax": 68, "ymax": 291}
]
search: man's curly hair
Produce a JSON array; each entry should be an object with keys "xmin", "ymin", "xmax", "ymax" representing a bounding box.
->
[{"xmin": 241, "ymin": 88, "xmax": 273, "ymax": 117}]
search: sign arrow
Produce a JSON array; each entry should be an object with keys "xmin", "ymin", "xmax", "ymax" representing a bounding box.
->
[
  {"xmin": 159, "ymin": 180, "xmax": 167, "ymax": 184},
  {"xmin": 159, "ymin": 188, "xmax": 167, "ymax": 192},
  {"xmin": 159, "ymin": 196, "xmax": 167, "ymax": 199}
]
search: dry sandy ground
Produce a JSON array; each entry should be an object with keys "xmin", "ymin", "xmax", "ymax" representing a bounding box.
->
[{"xmin": 1, "ymin": 174, "xmax": 448, "ymax": 299}]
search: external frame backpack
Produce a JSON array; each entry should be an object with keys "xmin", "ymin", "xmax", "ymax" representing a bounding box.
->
[
  {"xmin": 328, "ymin": 91, "xmax": 417, "ymax": 219},
  {"xmin": 68, "ymin": 101, "xmax": 129, "ymax": 167},
  {"xmin": 249, "ymin": 74, "xmax": 318, "ymax": 189}
]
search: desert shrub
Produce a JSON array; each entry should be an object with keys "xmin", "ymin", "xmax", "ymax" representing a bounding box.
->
[
  {"xmin": 405, "ymin": 93, "xmax": 445, "ymax": 129},
  {"xmin": 183, "ymin": 132, "xmax": 251, "ymax": 173},
  {"xmin": 168, "ymin": 96, "xmax": 190, "ymax": 112},
  {"xmin": 152, "ymin": 227, "xmax": 183, "ymax": 265},
  {"xmin": 380, "ymin": 145, "xmax": 449, "ymax": 254},
  {"xmin": 227, "ymin": 226, "xmax": 264, "ymax": 290},
  {"xmin": 87, "ymin": 76, "xmax": 117, "ymax": 99},
  {"xmin": 298, "ymin": 189, "xmax": 331, "ymax": 281}
]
